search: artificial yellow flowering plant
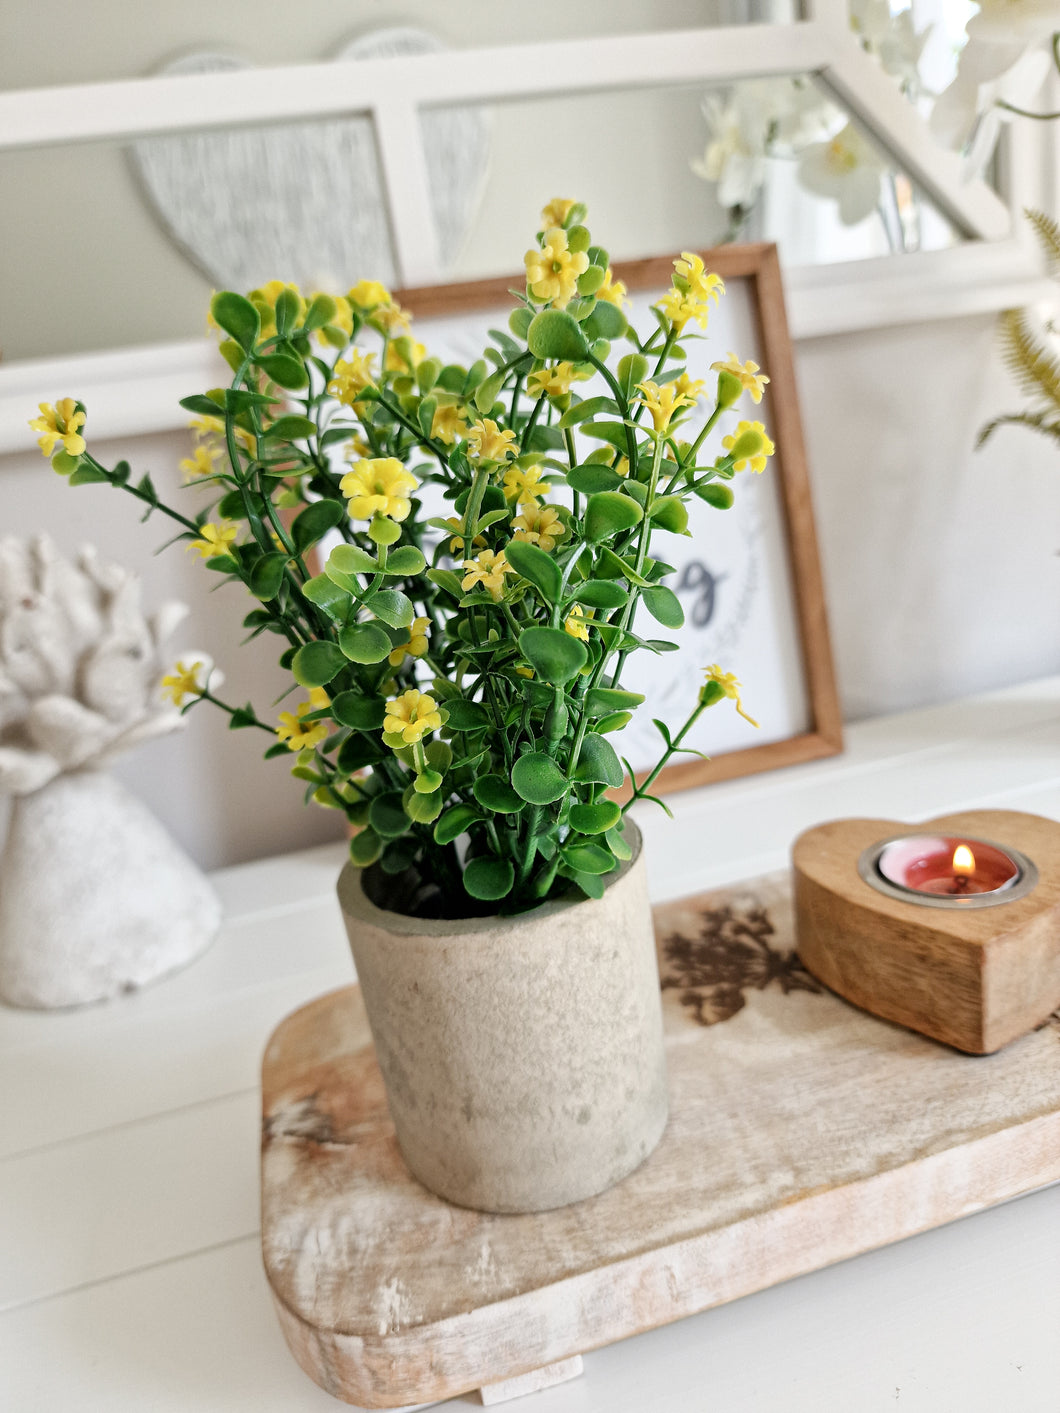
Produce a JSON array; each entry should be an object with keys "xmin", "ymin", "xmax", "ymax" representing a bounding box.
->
[{"xmin": 39, "ymin": 200, "xmax": 775, "ymax": 916}]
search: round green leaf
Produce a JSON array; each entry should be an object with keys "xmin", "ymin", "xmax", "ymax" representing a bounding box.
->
[
  {"xmin": 384, "ymin": 545, "xmax": 427, "ymax": 577},
  {"xmin": 300, "ymin": 574, "xmax": 350, "ymax": 619},
  {"xmin": 463, "ymin": 856, "xmax": 515, "ymax": 902},
  {"xmin": 403, "ymin": 784, "xmax": 443, "ymax": 824},
  {"xmin": 569, "ymin": 800, "xmax": 623, "ymax": 834},
  {"xmin": 434, "ymin": 803, "xmax": 484, "ymax": 846},
  {"xmin": 641, "ymin": 584, "xmax": 685, "ymax": 629},
  {"xmin": 649, "ymin": 496, "xmax": 690, "ymax": 535},
  {"xmin": 292, "ymin": 640, "xmax": 347, "ymax": 688},
  {"xmin": 339, "ymin": 623, "xmax": 392, "ymax": 664},
  {"xmin": 606, "ymin": 824, "xmax": 633, "ymax": 860},
  {"xmin": 504, "ymin": 540, "xmax": 561, "ymax": 604},
  {"xmin": 264, "ymin": 413, "xmax": 318, "ymax": 441},
  {"xmin": 518, "ymin": 627, "xmax": 587, "ymax": 686},
  {"xmin": 292, "ymin": 499, "xmax": 346, "ymax": 552},
  {"xmin": 562, "ymin": 842, "xmax": 616, "ymax": 875},
  {"xmin": 348, "ymin": 828, "xmax": 382, "ymax": 866},
  {"xmin": 473, "ymin": 775, "xmax": 526, "ymax": 814},
  {"xmin": 380, "ymin": 838, "xmax": 418, "ymax": 875},
  {"xmin": 248, "ymin": 552, "xmax": 289, "ymax": 601},
  {"xmin": 255, "ymin": 352, "xmax": 308, "ymax": 390},
  {"xmin": 582, "ymin": 301, "xmax": 628, "ymax": 341},
  {"xmin": 210, "ymin": 291, "xmax": 259, "ymax": 352},
  {"xmin": 527, "ymin": 309, "xmax": 589, "ymax": 362},
  {"xmin": 303, "ymin": 292, "xmax": 337, "ymax": 333},
  {"xmin": 328, "ymin": 544, "xmax": 377, "ymax": 576},
  {"xmin": 573, "ymin": 733, "xmax": 625, "ymax": 788},
  {"xmin": 366, "ymin": 589, "xmax": 414, "ymax": 629},
  {"xmin": 584, "ymin": 492, "xmax": 644, "ymax": 543},
  {"xmin": 566, "ymin": 868, "xmax": 605, "ymax": 899},
  {"xmin": 572, "ymin": 580, "xmax": 628, "ymax": 610},
  {"xmin": 567, "ymin": 464, "xmax": 623, "ymax": 495},
  {"xmin": 444, "ymin": 699, "xmax": 491, "ymax": 731},
  {"xmin": 413, "ymin": 768, "xmax": 443, "ymax": 795},
  {"xmin": 595, "ymin": 709, "xmax": 633, "ymax": 734},
  {"xmin": 511, "ymin": 752, "xmax": 569, "ymax": 805},
  {"xmin": 695, "ymin": 483, "xmax": 735, "ymax": 509},
  {"xmin": 370, "ymin": 792, "xmax": 412, "ymax": 838},
  {"xmin": 330, "ymin": 691, "xmax": 386, "ymax": 730},
  {"xmin": 509, "ymin": 307, "xmax": 533, "ymax": 341}
]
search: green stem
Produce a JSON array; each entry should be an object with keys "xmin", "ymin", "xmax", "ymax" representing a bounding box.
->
[{"xmin": 622, "ymin": 696, "xmax": 710, "ymax": 813}]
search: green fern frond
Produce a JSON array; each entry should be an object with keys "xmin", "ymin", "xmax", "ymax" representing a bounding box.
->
[
  {"xmin": 1025, "ymin": 207, "xmax": 1060, "ymax": 268},
  {"xmin": 977, "ymin": 409, "xmax": 1060, "ymax": 448},
  {"xmin": 1000, "ymin": 309, "xmax": 1060, "ymax": 411}
]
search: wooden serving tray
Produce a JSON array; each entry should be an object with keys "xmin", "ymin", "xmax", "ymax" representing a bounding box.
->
[{"xmin": 261, "ymin": 872, "xmax": 1060, "ymax": 1409}]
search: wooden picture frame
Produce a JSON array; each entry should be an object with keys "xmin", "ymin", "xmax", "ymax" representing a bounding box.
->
[{"xmin": 395, "ymin": 243, "xmax": 842, "ymax": 796}]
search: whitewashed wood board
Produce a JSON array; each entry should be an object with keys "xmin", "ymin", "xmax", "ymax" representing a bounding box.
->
[{"xmin": 261, "ymin": 872, "xmax": 1060, "ymax": 1408}]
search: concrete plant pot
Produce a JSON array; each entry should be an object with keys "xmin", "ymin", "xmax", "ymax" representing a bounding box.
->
[{"xmin": 336, "ymin": 821, "xmax": 668, "ymax": 1213}]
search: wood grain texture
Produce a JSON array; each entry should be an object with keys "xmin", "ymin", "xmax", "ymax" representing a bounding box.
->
[
  {"xmin": 260, "ymin": 869, "xmax": 1060, "ymax": 1408},
  {"xmin": 397, "ymin": 244, "xmax": 843, "ymax": 798},
  {"xmin": 794, "ymin": 809, "xmax": 1060, "ymax": 1054}
]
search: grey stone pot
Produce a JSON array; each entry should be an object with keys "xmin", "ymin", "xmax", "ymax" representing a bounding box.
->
[{"xmin": 336, "ymin": 822, "xmax": 669, "ymax": 1213}]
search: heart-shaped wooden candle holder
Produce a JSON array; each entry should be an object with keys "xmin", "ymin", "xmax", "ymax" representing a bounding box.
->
[{"xmin": 793, "ymin": 810, "xmax": 1060, "ymax": 1054}]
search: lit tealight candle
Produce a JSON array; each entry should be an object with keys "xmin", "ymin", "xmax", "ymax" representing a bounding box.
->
[{"xmin": 876, "ymin": 835, "xmax": 1020, "ymax": 897}]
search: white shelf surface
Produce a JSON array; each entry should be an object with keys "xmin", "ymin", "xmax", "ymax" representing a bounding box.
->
[{"xmin": 2, "ymin": 676, "xmax": 1059, "ymax": 1410}]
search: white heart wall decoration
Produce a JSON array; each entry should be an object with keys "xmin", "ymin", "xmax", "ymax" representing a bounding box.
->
[{"xmin": 130, "ymin": 27, "xmax": 491, "ymax": 294}]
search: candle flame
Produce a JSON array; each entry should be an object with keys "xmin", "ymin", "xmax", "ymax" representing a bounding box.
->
[{"xmin": 952, "ymin": 844, "xmax": 976, "ymax": 877}]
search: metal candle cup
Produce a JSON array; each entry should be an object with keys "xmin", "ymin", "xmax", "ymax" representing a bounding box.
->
[{"xmin": 858, "ymin": 833, "xmax": 1038, "ymax": 910}]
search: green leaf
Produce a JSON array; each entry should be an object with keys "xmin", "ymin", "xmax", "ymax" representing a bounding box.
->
[
  {"xmin": 473, "ymin": 775, "xmax": 525, "ymax": 813},
  {"xmin": 474, "ymin": 369, "xmax": 506, "ymax": 414},
  {"xmin": 579, "ymin": 421, "xmax": 630, "ymax": 452},
  {"xmin": 572, "ymin": 580, "xmax": 628, "ymax": 610},
  {"xmin": 327, "ymin": 544, "xmax": 376, "ymax": 577},
  {"xmin": 67, "ymin": 465, "xmax": 110, "ymax": 486},
  {"xmin": 519, "ymin": 626, "xmax": 587, "ymax": 686},
  {"xmin": 370, "ymin": 792, "xmax": 412, "ymax": 838},
  {"xmin": 617, "ymin": 353, "xmax": 649, "ymax": 398},
  {"xmin": 403, "ymin": 784, "xmax": 443, "ymax": 824},
  {"xmin": 582, "ymin": 302, "xmax": 628, "ymax": 341},
  {"xmin": 292, "ymin": 499, "xmax": 345, "ymax": 552},
  {"xmin": 179, "ymin": 393, "xmax": 225, "ymax": 417},
  {"xmin": 641, "ymin": 584, "xmax": 684, "ymax": 629},
  {"xmin": 503, "ymin": 540, "xmax": 561, "ymax": 604},
  {"xmin": 527, "ymin": 309, "xmax": 589, "ymax": 362},
  {"xmin": 337, "ymin": 733, "xmax": 385, "ymax": 773},
  {"xmin": 565, "ymin": 868, "xmax": 605, "ymax": 899},
  {"xmin": 383, "ymin": 545, "xmax": 426, "ymax": 577},
  {"xmin": 228, "ymin": 705, "xmax": 258, "ymax": 731},
  {"xmin": 585, "ymin": 686, "xmax": 645, "ymax": 715},
  {"xmin": 274, "ymin": 287, "xmax": 301, "ymax": 338},
  {"xmin": 303, "ymin": 292, "xmax": 337, "ymax": 333},
  {"xmin": 558, "ymin": 396, "xmax": 619, "ymax": 428},
  {"xmin": 463, "ymin": 856, "xmax": 515, "ymax": 902},
  {"xmin": 427, "ymin": 567, "xmax": 463, "ymax": 600},
  {"xmin": 210, "ymin": 291, "xmax": 259, "ymax": 352},
  {"xmin": 650, "ymin": 496, "xmax": 690, "ymax": 535},
  {"xmin": 264, "ymin": 414, "xmax": 318, "ymax": 441},
  {"xmin": 573, "ymin": 732, "xmax": 625, "ymax": 787},
  {"xmin": 434, "ymin": 803, "xmax": 484, "ymax": 846},
  {"xmin": 330, "ymin": 692, "xmax": 385, "ymax": 730},
  {"xmin": 584, "ymin": 492, "xmax": 643, "ymax": 543},
  {"xmin": 508, "ymin": 306, "xmax": 533, "ymax": 341},
  {"xmin": 444, "ymin": 699, "xmax": 491, "ymax": 731},
  {"xmin": 366, "ymin": 589, "xmax": 414, "ymax": 629},
  {"xmin": 256, "ymin": 352, "xmax": 308, "ymax": 390},
  {"xmin": 413, "ymin": 768, "xmax": 443, "ymax": 795},
  {"xmin": 292, "ymin": 641, "xmax": 347, "ymax": 688},
  {"xmin": 596, "ymin": 546, "xmax": 652, "ymax": 585},
  {"xmin": 380, "ymin": 838, "xmax": 418, "ymax": 874},
  {"xmin": 511, "ymin": 752, "xmax": 568, "ymax": 805},
  {"xmin": 695, "ymin": 483, "xmax": 735, "ymax": 509},
  {"xmin": 594, "ymin": 710, "xmax": 632, "ymax": 734},
  {"xmin": 561, "ymin": 842, "xmax": 616, "ymax": 874},
  {"xmin": 248, "ymin": 552, "xmax": 289, "ymax": 601},
  {"xmin": 567, "ymin": 463, "xmax": 623, "ymax": 495},
  {"xmin": 349, "ymin": 828, "xmax": 383, "ymax": 866},
  {"xmin": 301, "ymin": 574, "xmax": 350, "ymax": 618},
  {"xmin": 606, "ymin": 825, "xmax": 633, "ymax": 860},
  {"xmin": 339, "ymin": 623, "xmax": 392, "ymax": 664},
  {"xmin": 569, "ymin": 800, "xmax": 622, "ymax": 834}
]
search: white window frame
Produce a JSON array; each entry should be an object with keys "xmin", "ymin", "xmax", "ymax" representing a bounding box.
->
[{"xmin": 0, "ymin": 7, "xmax": 1050, "ymax": 451}]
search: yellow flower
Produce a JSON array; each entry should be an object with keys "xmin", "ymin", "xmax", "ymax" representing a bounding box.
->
[
  {"xmin": 345, "ymin": 435, "xmax": 372, "ymax": 460},
  {"xmin": 180, "ymin": 443, "xmax": 221, "ymax": 479},
  {"xmin": 461, "ymin": 549, "xmax": 512, "ymax": 602},
  {"xmin": 29, "ymin": 399, "xmax": 86, "ymax": 458},
  {"xmin": 722, "ymin": 420, "xmax": 775, "ymax": 474},
  {"xmin": 277, "ymin": 701, "xmax": 329, "ymax": 752},
  {"xmin": 635, "ymin": 379, "xmax": 694, "ymax": 433},
  {"xmin": 501, "ymin": 462, "xmax": 545, "ymax": 506},
  {"xmin": 702, "ymin": 664, "xmax": 759, "ymax": 727},
  {"xmin": 445, "ymin": 516, "xmax": 486, "ymax": 555},
  {"xmin": 189, "ymin": 414, "xmax": 225, "ymax": 442},
  {"xmin": 431, "ymin": 402, "xmax": 469, "ymax": 446},
  {"xmin": 526, "ymin": 362, "xmax": 577, "ymax": 398},
  {"xmin": 188, "ymin": 522, "xmax": 239, "ymax": 560},
  {"xmin": 512, "ymin": 503, "xmax": 564, "ymax": 551},
  {"xmin": 467, "ymin": 418, "xmax": 517, "ymax": 465},
  {"xmin": 612, "ymin": 455, "xmax": 630, "ymax": 478},
  {"xmin": 674, "ymin": 251, "xmax": 725, "ymax": 304},
  {"xmin": 596, "ymin": 268, "xmax": 629, "ymax": 309},
  {"xmin": 656, "ymin": 253, "xmax": 725, "ymax": 332},
  {"xmin": 385, "ymin": 337, "xmax": 426, "ymax": 373},
  {"xmin": 674, "ymin": 372, "xmax": 707, "ymax": 406},
  {"xmin": 248, "ymin": 281, "xmax": 306, "ymax": 338},
  {"xmin": 564, "ymin": 605, "xmax": 592, "ymax": 641},
  {"xmin": 388, "ymin": 616, "xmax": 430, "ymax": 667},
  {"xmin": 383, "ymin": 688, "xmax": 442, "ymax": 745},
  {"xmin": 540, "ymin": 197, "xmax": 576, "ymax": 229},
  {"xmin": 327, "ymin": 349, "xmax": 377, "ymax": 406},
  {"xmin": 340, "ymin": 458, "xmax": 418, "ymax": 522},
  {"xmin": 347, "ymin": 279, "xmax": 393, "ymax": 311},
  {"xmin": 710, "ymin": 353, "xmax": 769, "ymax": 404},
  {"xmin": 308, "ymin": 686, "xmax": 331, "ymax": 711},
  {"xmin": 160, "ymin": 658, "xmax": 209, "ymax": 707},
  {"xmin": 524, "ymin": 227, "xmax": 589, "ymax": 310},
  {"xmin": 375, "ymin": 301, "xmax": 412, "ymax": 335}
]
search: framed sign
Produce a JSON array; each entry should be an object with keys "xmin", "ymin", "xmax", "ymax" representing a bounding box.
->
[{"xmin": 394, "ymin": 242, "xmax": 842, "ymax": 795}]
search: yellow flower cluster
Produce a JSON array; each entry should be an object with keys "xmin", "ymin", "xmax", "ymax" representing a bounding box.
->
[
  {"xmin": 29, "ymin": 399, "xmax": 85, "ymax": 458},
  {"xmin": 702, "ymin": 664, "xmax": 759, "ymax": 727},
  {"xmin": 596, "ymin": 268, "xmax": 629, "ymax": 309},
  {"xmin": 277, "ymin": 701, "xmax": 329, "ymax": 752},
  {"xmin": 388, "ymin": 616, "xmax": 430, "ymax": 668},
  {"xmin": 467, "ymin": 418, "xmax": 517, "ymax": 465},
  {"xmin": 462, "ymin": 549, "xmax": 511, "ymax": 602},
  {"xmin": 385, "ymin": 337, "xmax": 426, "ymax": 373},
  {"xmin": 502, "ymin": 462, "xmax": 545, "ymax": 506},
  {"xmin": 340, "ymin": 458, "xmax": 418, "ymax": 522},
  {"xmin": 656, "ymin": 252, "xmax": 724, "ymax": 333},
  {"xmin": 723, "ymin": 420, "xmax": 775, "ymax": 474},
  {"xmin": 524, "ymin": 227, "xmax": 589, "ymax": 310},
  {"xmin": 564, "ymin": 605, "xmax": 592, "ymax": 641},
  {"xmin": 348, "ymin": 279, "xmax": 411, "ymax": 335},
  {"xmin": 512, "ymin": 503, "xmax": 564, "ymax": 551},
  {"xmin": 540, "ymin": 198, "xmax": 576, "ymax": 229},
  {"xmin": 711, "ymin": 353, "xmax": 769, "ymax": 404},
  {"xmin": 160, "ymin": 658, "xmax": 209, "ymax": 707},
  {"xmin": 526, "ymin": 363, "xmax": 578, "ymax": 399},
  {"xmin": 327, "ymin": 349, "xmax": 377, "ymax": 406},
  {"xmin": 188, "ymin": 522, "xmax": 239, "ymax": 560},
  {"xmin": 431, "ymin": 403, "xmax": 469, "ymax": 446},
  {"xmin": 635, "ymin": 379, "xmax": 694, "ymax": 433},
  {"xmin": 383, "ymin": 689, "xmax": 442, "ymax": 745},
  {"xmin": 180, "ymin": 444, "xmax": 220, "ymax": 480}
]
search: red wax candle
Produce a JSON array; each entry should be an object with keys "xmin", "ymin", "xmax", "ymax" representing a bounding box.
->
[{"xmin": 877, "ymin": 836, "xmax": 1019, "ymax": 897}]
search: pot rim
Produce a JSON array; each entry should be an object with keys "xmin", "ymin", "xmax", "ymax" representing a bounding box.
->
[{"xmin": 337, "ymin": 817, "xmax": 643, "ymax": 937}]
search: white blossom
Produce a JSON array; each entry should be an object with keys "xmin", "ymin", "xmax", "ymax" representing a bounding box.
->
[{"xmin": 796, "ymin": 123, "xmax": 888, "ymax": 226}]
